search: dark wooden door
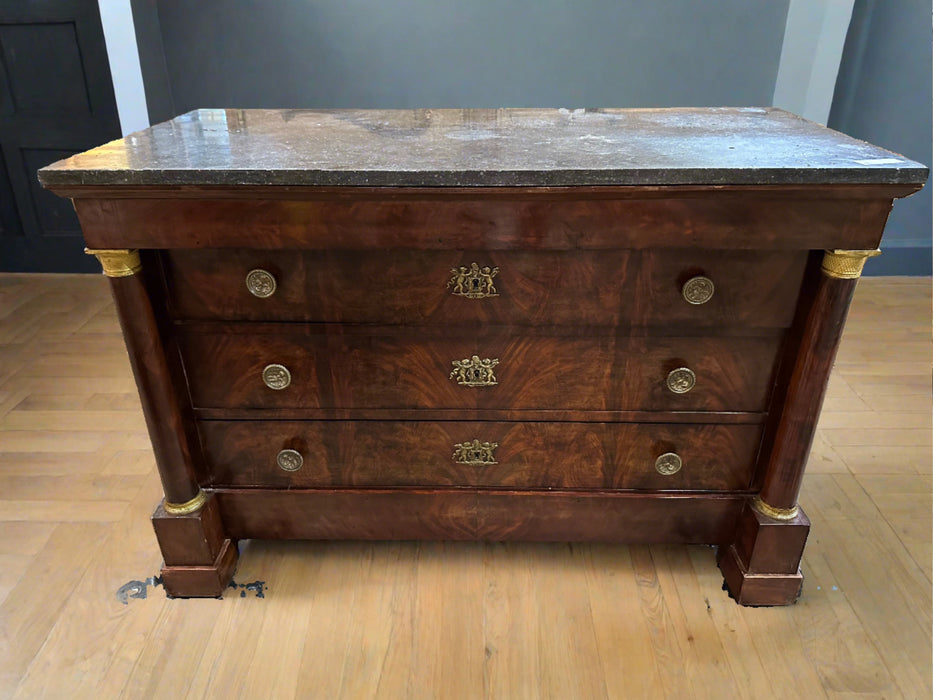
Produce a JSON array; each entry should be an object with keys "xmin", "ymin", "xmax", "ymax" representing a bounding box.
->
[{"xmin": 0, "ymin": 0, "xmax": 120, "ymax": 272}]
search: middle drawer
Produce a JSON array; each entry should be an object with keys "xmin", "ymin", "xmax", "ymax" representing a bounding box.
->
[{"xmin": 179, "ymin": 327, "xmax": 782, "ymax": 412}]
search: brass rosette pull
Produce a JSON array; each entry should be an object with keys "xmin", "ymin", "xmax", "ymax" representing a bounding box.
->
[
  {"xmin": 262, "ymin": 363, "xmax": 291, "ymax": 390},
  {"xmin": 246, "ymin": 269, "xmax": 277, "ymax": 298},
  {"xmin": 682, "ymin": 275, "xmax": 714, "ymax": 304},
  {"xmin": 666, "ymin": 367, "xmax": 696, "ymax": 394},
  {"xmin": 276, "ymin": 449, "xmax": 303, "ymax": 471},
  {"xmin": 655, "ymin": 452, "xmax": 682, "ymax": 475}
]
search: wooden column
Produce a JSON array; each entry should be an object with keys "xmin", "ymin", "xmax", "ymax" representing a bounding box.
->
[
  {"xmin": 758, "ymin": 248, "xmax": 879, "ymax": 515},
  {"xmin": 719, "ymin": 248, "xmax": 878, "ymax": 605},
  {"xmin": 87, "ymin": 249, "xmax": 236, "ymax": 597},
  {"xmin": 87, "ymin": 248, "xmax": 203, "ymax": 510}
]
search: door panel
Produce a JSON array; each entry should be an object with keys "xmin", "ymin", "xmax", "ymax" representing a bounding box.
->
[
  {"xmin": 0, "ymin": 0, "xmax": 121, "ymax": 271},
  {"xmin": 0, "ymin": 22, "xmax": 92, "ymax": 115},
  {"xmin": 21, "ymin": 148, "xmax": 83, "ymax": 236},
  {"xmin": 0, "ymin": 154, "xmax": 21, "ymax": 239}
]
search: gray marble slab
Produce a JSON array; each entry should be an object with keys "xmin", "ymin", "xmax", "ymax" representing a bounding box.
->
[{"xmin": 38, "ymin": 107, "xmax": 928, "ymax": 188}]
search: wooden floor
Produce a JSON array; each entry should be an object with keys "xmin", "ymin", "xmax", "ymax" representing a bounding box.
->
[{"xmin": 0, "ymin": 274, "xmax": 929, "ymax": 699}]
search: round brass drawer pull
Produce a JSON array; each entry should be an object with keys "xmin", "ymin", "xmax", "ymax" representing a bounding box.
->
[
  {"xmin": 246, "ymin": 269, "xmax": 277, "ymax": 298},
  {"xmin": 276, "ymin": 449, "xmax": 303, "ymax": 471},
  {"xmin": 682, "ymin": 275, "xmax": 714, "ymax": 305},
  {"xmin": 666, "ymin": 367, "xmax": 696, "ymax": 394},
  {"xmin": 655, "ymin": 452, "xmax": 682, "ymax": 476},
  {"xmin": 262, "ymin": 363, "xmax": 291, "ymax": 390}
]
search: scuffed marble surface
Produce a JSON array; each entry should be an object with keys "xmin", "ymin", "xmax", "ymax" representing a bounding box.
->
[{"xmin": 38, "ymin": 108, "xmax": 928, "ymax": 188}]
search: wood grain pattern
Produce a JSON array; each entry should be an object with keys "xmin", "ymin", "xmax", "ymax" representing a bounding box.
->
[
  {"xmin": 105, "ymin": 266, "xmax": 202, "ymax": 505},
  {"xmin": 73, "ymin": 189, "xmax": 895, "ymax": 251},
  {"xmin": 179, "ymin": 328, "xmax": 783, "ymax": 412},
  {"xmin": 0, "ymin": 523, "xmax": 109, "ymax": 692},
  {"xmin": 214, "ymin": 488, "xmax": 746, "ymax": 543},
  {"xmin": 761, "ymin": 274, "xmax": 859, "ymax": 510},
  {"xmin": 163, "ymin": 248, "xmax": 807, "ymax": 328},
  {"xmin": 198, "ymin": 420, "xmax": 763, "ymax": 491},
  {"xmin": 751, "ymin": 251, "xmax": 823, "ymax": 490}
]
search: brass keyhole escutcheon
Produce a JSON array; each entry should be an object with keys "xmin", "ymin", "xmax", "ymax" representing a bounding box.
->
[
  {"xmin": 276, "ymin": 449, "xmax": 303, "ymax": 471},
  {"xmin": 666, "ymin": 367, "xmax": 696, "ymax": 394},
  {"xmin": 448, "ymin": 262, "xmax": 499, "ymax": 298},
  {"xmin": 453, "ymin": 439, "xmax": 498, "ymax": 466},
  {"xmin": 655, "ymin": 452, "xmax": 682, "ymax": 476},
  {"xmin": 682, "ymin": 276, "xmax": 714, "ymax": 305},
  {"xmin": 450, "ymin": 356, "xmax": 499, "ymax": 387},
  {"xmin": 246, "ymin": 269, "xmax": 277, "ymax": 298},
  {"xmin": 262, "ymin": 363, "xmax": 291, "ymax": 390}
]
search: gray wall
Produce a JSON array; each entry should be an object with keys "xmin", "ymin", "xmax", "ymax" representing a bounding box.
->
[
  {"xmin": 829, "ymin": 0, "xmax": 932, "ymax": 275},
  {"xmin": 138, "ymin": 0, "xmax": 789, "ymax": 122},
  {"xmin": 132, "ymin": 0, "xmax": 930, "ymax": 275},
  {"xmin": 130, "ymin": 0, "xmax": 175, "ymax": 125}
]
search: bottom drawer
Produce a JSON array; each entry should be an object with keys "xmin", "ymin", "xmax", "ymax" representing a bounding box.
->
[{"xmin": 199, "ymin": 421, "xmax": 762, "ymax": 491}]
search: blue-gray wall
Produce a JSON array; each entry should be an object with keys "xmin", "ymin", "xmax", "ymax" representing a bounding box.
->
[
  {"xmin": 132, "ymin": 0, "xmax": 930, "ymax": 274},
  {"xmin": 137, "ymin": 0, "xmax": 790, "ymax": 120},
  {"xmin": 829, "ymin": 0, "xmax": 932, "ymax": 275}
]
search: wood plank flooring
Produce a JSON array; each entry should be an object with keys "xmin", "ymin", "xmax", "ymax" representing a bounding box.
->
[{"xmin": 0, "ymin": 273, "xmax": 929, "ymax": 699}]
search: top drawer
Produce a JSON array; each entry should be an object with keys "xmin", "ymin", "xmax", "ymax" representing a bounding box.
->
[{"xmin": 162, "ymin": 249, "xmax": 807, "ymax": 328}]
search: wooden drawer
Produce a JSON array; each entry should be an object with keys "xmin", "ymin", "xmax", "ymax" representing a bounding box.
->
[
  {"xmin": 163, "ymin": 249, "xmax": 807, "ymax": 328},
  {"xmin": 179, "ymin": 326, "xmax": 782, "ymax": 412},
  {"xmin": 199, "ymin": 420, "xmax": 762, "ymax": 491}
]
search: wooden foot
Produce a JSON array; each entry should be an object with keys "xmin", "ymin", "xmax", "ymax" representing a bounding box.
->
[
  {"xmin": 717, "ymin": 501, "xmax": 810, "ymax": 606},
  {"xmin": 161, "ymin": 539, "xmax": 238, "ymax": 598},
  {"xmin": 152, "ymin": 494, "xmax": 238, "ymax": 597}
]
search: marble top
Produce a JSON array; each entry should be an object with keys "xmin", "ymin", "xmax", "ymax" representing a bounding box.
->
[{"xmin": 38, "ymin": 108, "xmax": 928, "ymax": 188}]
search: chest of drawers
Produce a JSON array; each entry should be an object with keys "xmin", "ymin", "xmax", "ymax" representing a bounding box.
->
[{"xmin": 39, "ymin": 108, "xmax": 927, "ymax": 605}]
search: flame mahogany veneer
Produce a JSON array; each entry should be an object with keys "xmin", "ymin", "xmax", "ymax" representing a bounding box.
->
[{"xmin": 38, "ymin": 108, "xmax": 927, "ymax": 604}]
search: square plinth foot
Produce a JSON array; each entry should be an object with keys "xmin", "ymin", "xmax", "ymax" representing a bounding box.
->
[
  {"xmin": 152, "ymin": 495, "xmax": 227, "ymax": 566},
  {"xmin": 161, "ymin": 538, "xmax": 238, "ymax": 598},
  {"xmin": 718, "ymin": 545, "xmax": 804, "ymax": 606},
  {"xmin": 152, "ymin": 494, "xmax": 237, "ymax": 597},
  {"xmin": 718, "ymin": 502, "xmax": 810, "ymax": 606}
]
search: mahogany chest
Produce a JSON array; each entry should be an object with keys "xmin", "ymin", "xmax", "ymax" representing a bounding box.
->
[{"xmin": 39, "ymin": 108, "xmax": 927, "ymax": 604}]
